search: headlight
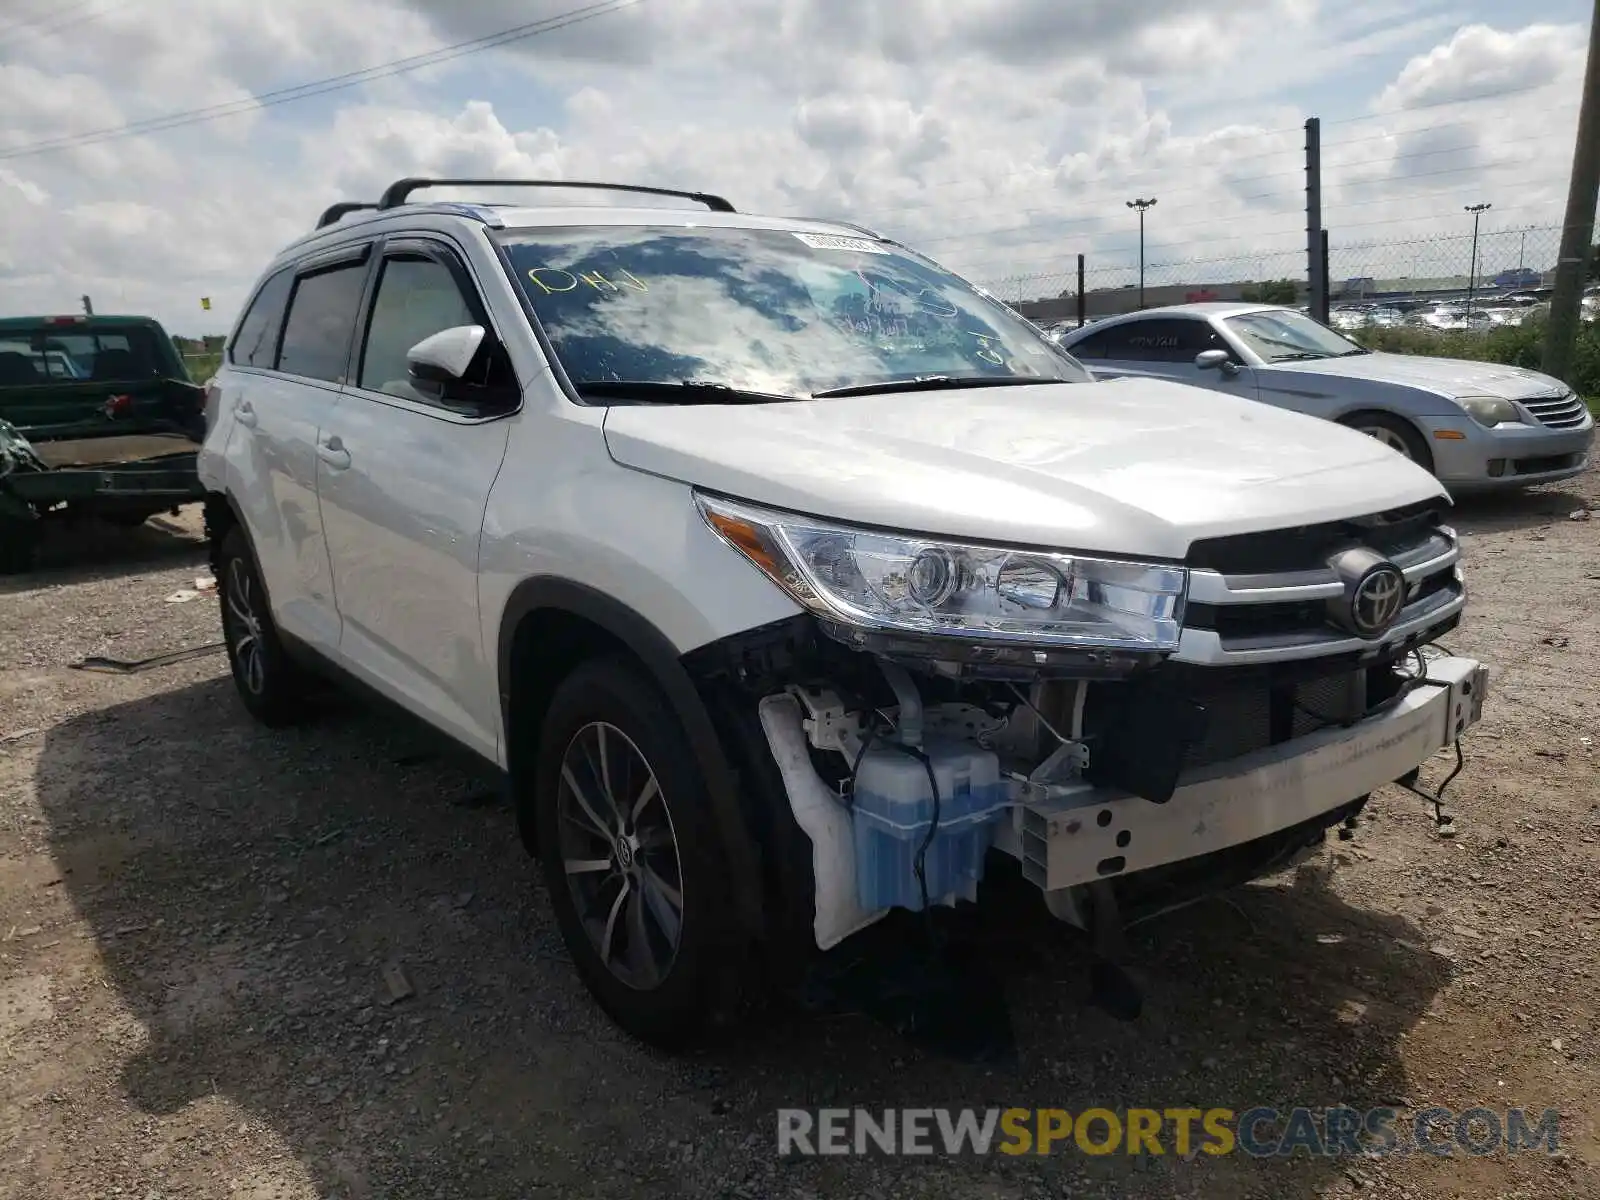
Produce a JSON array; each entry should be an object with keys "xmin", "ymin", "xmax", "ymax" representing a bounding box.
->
[
  {"xmin": 696, "ymin": 494, "xmax": 1187, "ymax": 662},
  {"xmin": 1456, "ymin": 395, "xmax": 1522, "ymax": 427}
]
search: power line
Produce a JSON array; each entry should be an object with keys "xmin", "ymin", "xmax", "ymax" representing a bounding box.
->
[
  {"xmin": 855, "ymin": 122, "xmax": 1576, "ymax": 238},
  {"xmin": 910, "ymin": 155, "xmax": 1573, "ymax": 251},
  {"xmin": 0, "ymin": 0, "xmax": 129, "ymax": 46},
  {"xmin": 951, "ymin": 215, "xmax": 1577, "ymax": 284},
  {"xmin": 0, "ymin": 0, "xmax": 644, "ymax": 160},
  {"xmin": 1324, "ymin": 77, "xmax": 1577, "ymax": 127}
]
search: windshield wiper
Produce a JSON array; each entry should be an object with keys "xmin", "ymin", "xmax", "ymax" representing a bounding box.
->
[
  {"xmin": 812, "ymin": 374, "xmax": 1070, "ymax": 399},
  {"xmin": 572, "ymin": 379, "xmax": 802, "ymax": 405},
  {"xmin": 1336, "ymin": 348, "xmax": 1372, "ymax": 356},
  {"xmin": 1268, "ymin": 352, "xmax": 1331, "ymax": 362}
]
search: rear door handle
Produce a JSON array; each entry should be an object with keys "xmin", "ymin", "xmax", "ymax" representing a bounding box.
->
[
  {"xmin": 234, "ymin": 400, "xmax": 257, "ymax": 429},
  {"xmin": 316, "ymin": 434, "xmax": 350, "ymax": 470}
]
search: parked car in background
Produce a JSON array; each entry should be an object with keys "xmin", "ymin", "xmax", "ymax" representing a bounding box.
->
[
  {"xmin": 1330, "ymin": 304, "xmax": 1404, "ymax": 332},
  {"xmin": 0, "ymin": 314, "xmax": 208, "ymax": 571},
  {"xmin": 1491, "ymin": 267, "xmax": 1542, "ymax": 289},
  {"xmin": 1053, "ymin": 302, "xmax": 1593, "ymax": 492}
]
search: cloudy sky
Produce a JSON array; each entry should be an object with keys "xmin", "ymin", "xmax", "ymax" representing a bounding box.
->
[{"xmin": 0, "ymin": 0, "xmax": 1591, "ymax": 334}]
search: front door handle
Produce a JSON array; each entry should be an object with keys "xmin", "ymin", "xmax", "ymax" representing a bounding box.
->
[
  {"xmin": 316, "ymin": 434, "xmax": 350, "ymax": 470},
  {"xmin": 234, "ymin": 400, "xmax": 258, "ymax": 429}
]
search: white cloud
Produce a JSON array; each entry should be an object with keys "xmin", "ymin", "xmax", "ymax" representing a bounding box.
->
[
  {"xmin": 1377, "ymin": 22, "xmax": 1574, "ymax": 110},
  {"xmin": 0, "ymin": 2, "xmax": 1588, "ymax": 329}
]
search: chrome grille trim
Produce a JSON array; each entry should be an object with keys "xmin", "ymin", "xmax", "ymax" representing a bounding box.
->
[
  {"xmin": 1175, "ymin": 578, "xmax": 1464, "ymax": 665},
  {"xmin": 1186, "ymin": 535, "xmax": 1458, "ymax": 606},
  {"xmin": 1177, "ymin": 515, "xmax": 1461, "ymax": 664},
  {"xmin": 1523, "ymin": 392, "xmax": 1589, "ymax": 429}
]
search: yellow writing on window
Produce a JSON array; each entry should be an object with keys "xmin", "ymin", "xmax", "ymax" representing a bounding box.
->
[{"xmin": 527, "ymin": 266, "xmax": 648, "ymax": 295}]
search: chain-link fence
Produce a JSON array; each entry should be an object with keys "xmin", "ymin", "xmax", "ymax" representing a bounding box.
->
[
  {"xmin": 887, "ymin": 89, "xmax": 1588, "ymax": 340},
  {"xmin": 983, "ymin": 225, "xmax": 1568, "ymax": 325}
]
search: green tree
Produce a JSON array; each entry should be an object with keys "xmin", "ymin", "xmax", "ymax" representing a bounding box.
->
[{"xmin": 1240, "ymin": 279, "xmax": 1299, "ymax": 304}]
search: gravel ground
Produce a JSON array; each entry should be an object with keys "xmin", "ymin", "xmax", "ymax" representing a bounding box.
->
[{"xmin": 1, "ymin": 487, "xmax": 1598, "ymax": 1200}]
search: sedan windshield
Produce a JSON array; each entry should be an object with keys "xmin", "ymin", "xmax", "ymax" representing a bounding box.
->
[
  {"xmin": 498, "ymin": 225, "xmax": 1089, "ymax": 400},
  {"xmin": 1224, "ymin": 309, "xmax": 1369, "ymax": 362}
]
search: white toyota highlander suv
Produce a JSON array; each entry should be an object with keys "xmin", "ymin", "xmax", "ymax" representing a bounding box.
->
[{"xmin": 199, "ymin": 178, "xmax": 1488, "ymax": 1045}]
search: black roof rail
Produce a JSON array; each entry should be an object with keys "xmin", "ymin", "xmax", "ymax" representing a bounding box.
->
[
  {"xmin": 817, "ymin": 219, "xmax": 891, "ymax": 242},
  {"xmin": 316, "ymin": 201, "xmax": 379, "ymax": 228},
  {"xmin": 375, "ymin": 177, "xmax": 736, "ymax": 214}
]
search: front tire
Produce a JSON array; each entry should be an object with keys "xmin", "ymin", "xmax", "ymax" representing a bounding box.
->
[
  {"xmin": 533, "ymin": 657, "xmax": 742, "ymax": 1046},
  {"xmin": 1340, "ymin": 411, "xmax": 1433, "ymax": 473},
  {"xmin": 215, "ymin": 527, "xmax": 309, "ymax": 727}
]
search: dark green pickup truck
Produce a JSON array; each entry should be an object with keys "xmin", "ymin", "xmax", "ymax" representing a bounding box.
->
[{"xmin": 0, "ymin": 314, "xmax": 208, "ymax": 571}]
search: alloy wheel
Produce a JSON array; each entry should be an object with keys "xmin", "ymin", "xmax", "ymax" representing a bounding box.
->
[
  {"xmin": 224, "ymin": 556, "xmax": 266, "ymax": 695},
  {"xmin": 1355, "ymin": 423, "xmax": 1415, "ymax": 460},
  {"xmin": 555, "ymin": 720, "xmax": 685, "ymax": 990}
]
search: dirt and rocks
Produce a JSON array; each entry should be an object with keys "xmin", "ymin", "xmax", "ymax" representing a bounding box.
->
[{"xmin": 1, "ymin": 487, "xmax": 1598, "ymax": 1200}]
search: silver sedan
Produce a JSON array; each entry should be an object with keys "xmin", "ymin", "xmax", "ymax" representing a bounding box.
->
[{"xmin": 1052, "ymin": 302, "xmax": 1594, "ymax": 492}]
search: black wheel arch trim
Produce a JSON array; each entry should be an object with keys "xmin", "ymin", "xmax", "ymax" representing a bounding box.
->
[
  {"xmin": 497, "ymin": 577, "xmax": 765, "ymax": 935},
  {"xmin": 207, "ymin": 491, "xmax": 272, "ymax": 608}
]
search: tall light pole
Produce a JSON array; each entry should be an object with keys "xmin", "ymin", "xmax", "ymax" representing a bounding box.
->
[
  {"xmin": 1127, "ymin": 197, "xmax": 1157, "ymax": 308},
  {"xmin": 1465, "ymin": 202, "xmax": 1491, "ymax": 317}
]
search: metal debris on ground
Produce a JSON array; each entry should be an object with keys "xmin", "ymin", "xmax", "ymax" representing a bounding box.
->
[
  {"xmin": 70, "ymin": 643, "xmax": 225, "ymax": 674},
  {"xmin": 382, "ymin": 962, "xmax": 415, "ymax": 1005}
]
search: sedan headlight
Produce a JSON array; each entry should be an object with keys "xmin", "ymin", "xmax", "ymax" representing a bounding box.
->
[
  {"xmin": 696, "ymin": 493, "xmax": 1187, "ymax": 665},
  {"xmin": 1456, "ymin": 395, "xmax": 1523, "ymax": 427}
]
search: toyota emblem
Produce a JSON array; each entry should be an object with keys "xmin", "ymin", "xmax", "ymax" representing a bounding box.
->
[
  {"xmin": 1350, "ymin": 566, "xmax": 1405, "ymax": 636},
  {"xmin": 1325, "ymin": 547, "xmax": 1408, "ymax": 638}
]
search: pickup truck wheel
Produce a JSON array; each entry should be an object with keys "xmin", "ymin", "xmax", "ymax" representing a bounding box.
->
[
  {"xmin": 1340, "ymin": 412, "xmax": 1433, "ymax": 473},
  {"xmin": 0, "ymin": 522, "xmax": 39, "ymax": 575},
  {"xmin": 216, "ymin": 527, "xmax": 308, "ymax": 727},
  {"xmin": 534, "ymin": 657, "xmax": 740, "ymax": 1047}
]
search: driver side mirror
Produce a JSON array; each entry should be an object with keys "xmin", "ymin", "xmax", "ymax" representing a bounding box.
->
[
  {"xmin": 405, "ymin": 325, "xmax": 518, "ymax": 415},
  {"xmin": 1194, "ymin": 348, "xmax": 1238, "ymax": 375},
  {"xmin": 407, "ymin": 325, "xmax": 486, "ymax": 386}
]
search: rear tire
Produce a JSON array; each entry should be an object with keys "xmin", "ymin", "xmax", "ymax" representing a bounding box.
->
[
  {"xmin": 215, "ymin": 527, "xmax": 310, "ymax": 727},
  {"xmin": 1340, "ymin": 412, "xmax": 1433, "ymax": 473},
  {"xmin": 533, "ymin": 656, "xmax": 744, "ymax": 1047}
]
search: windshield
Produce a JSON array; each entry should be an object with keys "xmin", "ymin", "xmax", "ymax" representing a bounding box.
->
[
  {"xmin": 499, "ymin": 225, "xmax": 1089, "ymax": 399},
  {"xmin": 1223, "ymin": 309, "xmax": 1368, "ymax": 362}
]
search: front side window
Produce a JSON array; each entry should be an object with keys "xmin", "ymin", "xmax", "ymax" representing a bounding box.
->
[
  {"xmin": 499, "ymin": 225, "xmax": 1090, "ymax": 400},
  {"xmin": 358, "ymin": 255, "xmax": 477, "ymax": 399},
  {"xmin": 1224, "ymin": 309, "xmax": 1369, "ymax": 363},
  {"xmin": 278, "ymin": 262, "xmax": 368, "ymax": 383}
]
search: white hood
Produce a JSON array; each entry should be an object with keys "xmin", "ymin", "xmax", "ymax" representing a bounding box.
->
[
  {"xmin": 602, "ymin": 377, "xmax": 1446, "ymax": 561},
  {"xmin": 1280, "ymin": 351, "xmax": 1567, "ymax": 400}
]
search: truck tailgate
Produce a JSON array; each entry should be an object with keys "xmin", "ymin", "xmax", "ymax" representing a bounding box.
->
[{"xmin": 30, "ymin": 433, "xmax": 202, "ymax": 468}]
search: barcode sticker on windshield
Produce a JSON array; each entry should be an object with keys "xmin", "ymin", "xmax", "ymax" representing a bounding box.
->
[{"xmin": 793, "ymin": 232, "xmax": 890, "ymax": 254}]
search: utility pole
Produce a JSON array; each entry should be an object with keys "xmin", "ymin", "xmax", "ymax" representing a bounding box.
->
[
  {"xmin": 1464, "ymin": 203, "xmax": 1491, "ymax": 318},
  {"xmin": 1544, "ymin": 0, "xmax": 1600, "ymax": 383},
  {"xmin": 1320, "ymin": 230, "xmax": 1331, "ymax": 323},
  {"xmin": 1305, "ymin": 117, "xmax": 1325, "ymax": 324},
  {"xmin": 81, "ymin": 294, "xmax": 93, "ymax": 316},
  {"xmin": 1127, "ymin": 197, "xmax": 1156, "ymax": 308},
  {"xmin": 1076, "ymin": 253, "xmax": 1086, "ymax": 328}
]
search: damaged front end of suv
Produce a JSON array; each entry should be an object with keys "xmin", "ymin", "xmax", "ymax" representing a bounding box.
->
[{"xmin": 682, "ymin": 489, "xmax": 1484, "ymax": 982}]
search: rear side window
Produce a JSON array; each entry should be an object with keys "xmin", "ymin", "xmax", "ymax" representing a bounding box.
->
[
  {"xmin": 230, "ymin": 269, "xmax": 293, "ymax": 369},
  {"xmin": 1100, "ymin": 318, "xmax": 1221, "ymax": 362},
  {"xmin": 278, "ymin": 262, "xmax": 368, "ymax": 384}
]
